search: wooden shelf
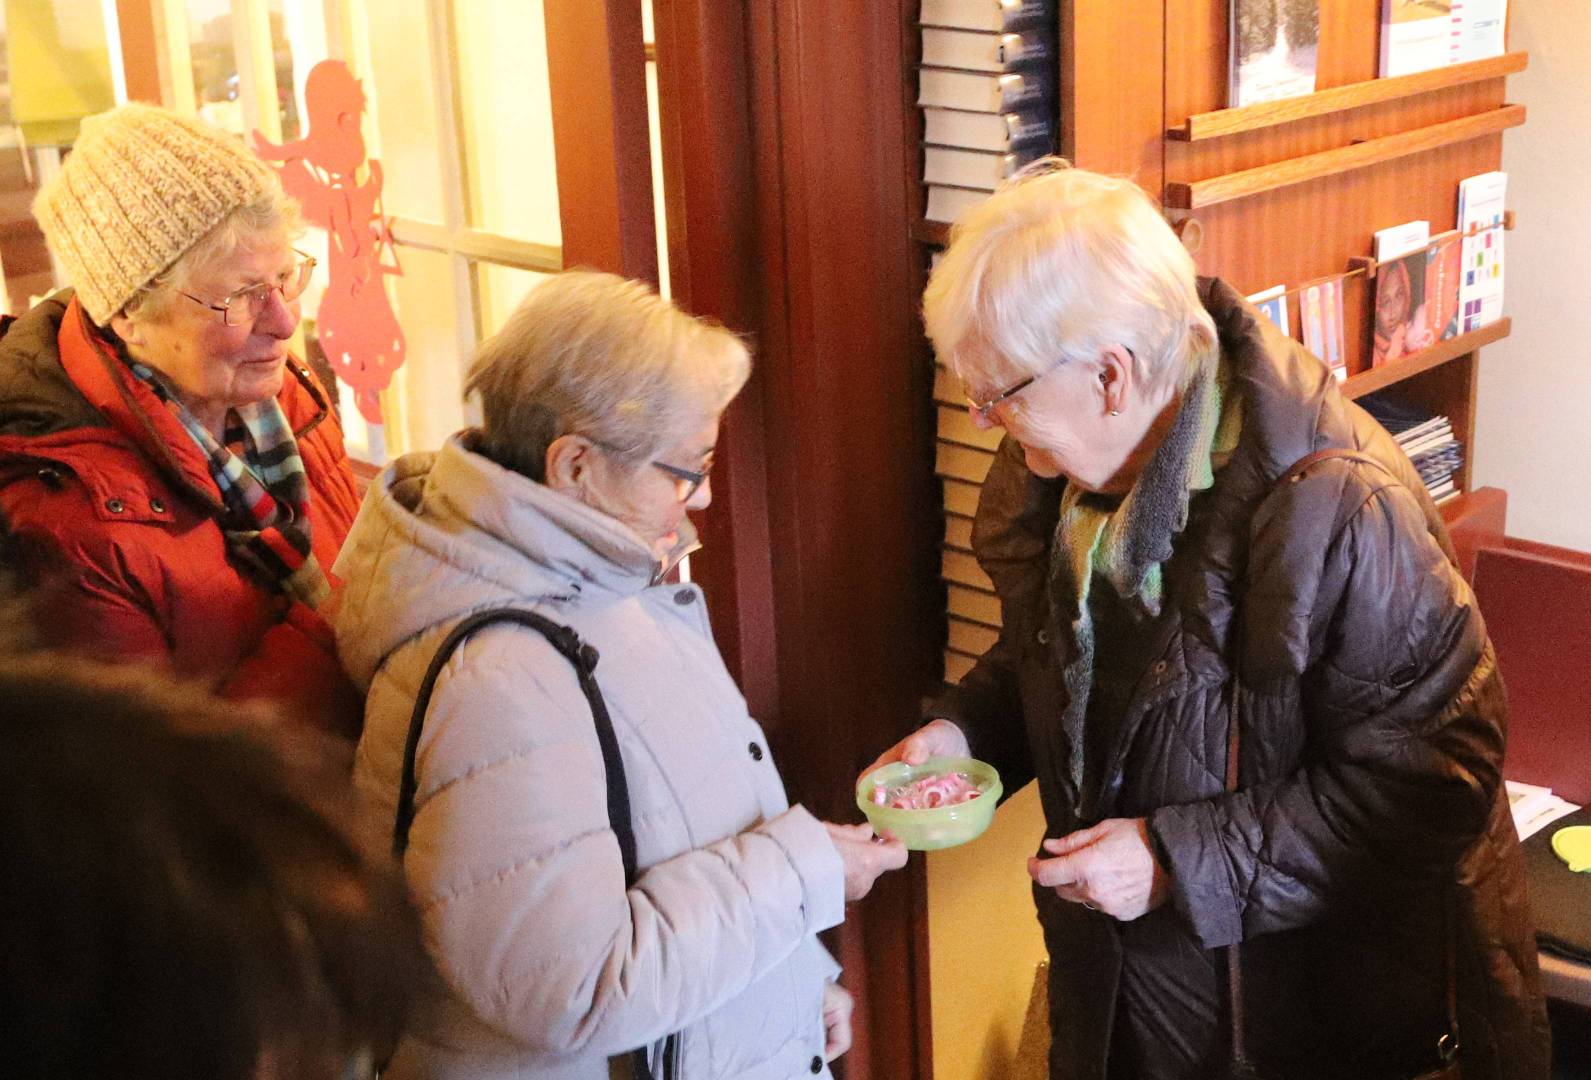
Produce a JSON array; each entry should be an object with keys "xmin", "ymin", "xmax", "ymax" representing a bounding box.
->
[
  {"xmin": 1169, "ymin": 53, "xmax": 1528, "ymax": 142},
  {"xmin": 913, "ymin": 220, "xmax": 951, "ymax": 247},
  {"xmin": 1164, "ymin": 104, "xmax": 1526, "ymax": 210},
  {"xmin": 1342, "ymin": 317, "xmax": 1510, "ymax": 400}
]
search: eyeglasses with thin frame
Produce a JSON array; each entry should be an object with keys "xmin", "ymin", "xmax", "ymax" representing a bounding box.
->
[
  {"xmin": 582, "ymin": 435, "xmax": 713, "ymax": 503},
  {"xmin": 178, "ymin": 250, "xmax": 317, "ymax": 327},
  {"xmin": 651, "ymin": 459, "xmax": 711, "ymax": 503},
  {"xmin": 964, "ymin": 346, "xmax": 1135, "ymax": 421}
]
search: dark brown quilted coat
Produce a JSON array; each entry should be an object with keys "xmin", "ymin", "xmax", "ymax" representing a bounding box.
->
[{"xmin": 931, "ymin": 279, "xmax": 1550, "ymax": 1080}]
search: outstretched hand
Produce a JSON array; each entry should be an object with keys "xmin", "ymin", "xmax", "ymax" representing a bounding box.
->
[
  {"xmin": 1027, "ymin": 817, "xmax": 1170, "ymax": 921},
  {"xmin": 859, "ymin": 718, "xmax": 970, "ymax": 783}
]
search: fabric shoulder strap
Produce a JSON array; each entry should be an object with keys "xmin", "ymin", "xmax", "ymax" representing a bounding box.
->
[
  {"xmin": 391, "ymin": 606, "xmax": 636, "ymax": 886},
  {"xmin": 391, "ymin": 606, "xmax": 673, "ymax": 1080}
]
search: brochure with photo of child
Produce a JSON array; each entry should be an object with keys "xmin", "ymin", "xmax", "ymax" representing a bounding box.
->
[{"xmin": 1372, "ymin": 249, "xmax": 1431, "ymax": 367}]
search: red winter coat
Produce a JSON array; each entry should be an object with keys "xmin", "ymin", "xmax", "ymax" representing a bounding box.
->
[{"xmin": 0, "ymin": 293, "xmax": 364, "ymax": 736}]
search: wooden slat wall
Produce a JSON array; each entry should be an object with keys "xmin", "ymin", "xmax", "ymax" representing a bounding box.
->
[{"xmin": 1164, "ymin": 0, "xmax": 1512, "ymax": 386}]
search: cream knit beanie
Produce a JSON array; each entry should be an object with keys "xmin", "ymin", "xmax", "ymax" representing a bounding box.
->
[{"xmin": 33, "ymin": 103, "xmax": 279, "ymax": 326}]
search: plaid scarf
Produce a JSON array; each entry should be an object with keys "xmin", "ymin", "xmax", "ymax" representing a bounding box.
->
[
  {"xmin": 126, "ymin": 360, "xmax": 331, "ymax": 608},
  {"xmin": 1046, "ymin": 350, "xmax": 1242, "ymax": 792}
]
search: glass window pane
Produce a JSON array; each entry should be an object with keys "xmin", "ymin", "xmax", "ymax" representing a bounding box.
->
[
  {"xmin": 271, "ymin": 0, "xmax": 327, "ymax": 142},
  {"xmin": 453, "ymin": 0, "xmax": 560, "ymax": 243},
  {"xmin": 478, "ymin": 263, "xmax": 553, "ymax": 339},
  {"xmin": 188, "ymin": 0, "xmax": 243, "ymax": 135},
  {"xmin": 364, "ymin": 0, "xmax": 447, "ymax": 223},
  {"xmin": 385, "ymin": 246, "xmax": 466, "ymax": 455}
]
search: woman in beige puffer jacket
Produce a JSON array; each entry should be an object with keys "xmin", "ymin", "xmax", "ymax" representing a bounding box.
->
[{"xmin": 334, "ymin": 272, "xmax": 906, "ymax": 1080}]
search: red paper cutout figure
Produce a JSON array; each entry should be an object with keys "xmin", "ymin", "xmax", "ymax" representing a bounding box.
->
[{"xmin": 253, "ymin": 61, "xmax": 404, "ymax": 425}]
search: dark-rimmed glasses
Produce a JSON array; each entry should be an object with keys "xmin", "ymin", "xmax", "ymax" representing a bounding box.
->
[
  {"xmin": 651, "ymin": 459, "xmax": 711, "ymax": 502},
  {"xmin": 583, "ymin": 434, "xmax": 712, "ymax": 503},
  {"xmin": 179, "ymin": 250, "xmax": 317, "ymax": 327}
]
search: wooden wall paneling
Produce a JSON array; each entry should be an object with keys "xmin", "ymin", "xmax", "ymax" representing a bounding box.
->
[
  {"xmin": 1171, "ymin": 53, "xmax": 1528, "ymax": 140},
  {"xmin": 1166, "ymin": 104, "xmax": 1524, "ymax": 209},
  {"xmin": 650, "ymin": 0, "xmax": 780, "ymax": 722},
  {"xmin": 898, "ymin": 0, "xmax": 942, "ymax": 1071},
  {"xmin": 742, "ymin": 2, "xmax": 941, "ymax": 1075},
  {"xmin": 1180, "ymin": 132, "xmax": 1507, "ymax": 379},
  {"xmin": 1162, "ymin": 0, "xmax": 1515, "ymax": 507},
  {"xmin": 543, "ymin": 0, "xmax": 658, "ymax": 283},
  {"xmin": 1062, "ymin": 0, "xmax": 1166, "ymax": 190}
]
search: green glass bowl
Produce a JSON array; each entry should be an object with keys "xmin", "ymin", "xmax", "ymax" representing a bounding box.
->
[{"xmin": 855, "ymin": 756, "xmax": 1002, "ymax": 851}]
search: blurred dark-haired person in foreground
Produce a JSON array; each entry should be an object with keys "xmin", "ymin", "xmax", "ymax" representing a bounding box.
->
[{"xmin": 0, "ymin": 655, "xmax": 429, "ymax": 1080}]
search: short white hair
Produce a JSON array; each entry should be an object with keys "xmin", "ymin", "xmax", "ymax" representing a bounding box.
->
[
  {"xmin": 923, "ymin": 160, "xmax": 1215, "ymax": 393},
  {"xmin": 465, "ymin": 271, "xmax": 751, "ymax": 480}
]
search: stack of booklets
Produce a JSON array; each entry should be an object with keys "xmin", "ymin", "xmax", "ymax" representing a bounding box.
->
[
  {"xmin": 919, "ymin": 0, "xmax": 1057, "ymax": 225},
  {"xmin": 1361, "ymin": 396, "xmax": 1464, "ymax": 505}
]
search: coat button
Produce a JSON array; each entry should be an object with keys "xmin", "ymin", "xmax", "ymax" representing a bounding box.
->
[
  {"xmin": 149, "ymin": 498, "xmax": 166, "ymax": 513},
  {"xmin": 1036, "ymin": 628, "xmax": 1051, "ymax": 645},
  {"xmin": 673, "ymin": 589, "xmax": 696, "ymax": 606},
  {"xmin": 810, "ymin": 1056, "xmax": 823, "ymax": 1074},
  {"xmin": 105, "ymin": 498, "xmax": 125, "ymax": 513},
  {"xmin": 748, "ymin": 742, "xmax": 764, "ymax": 761},
  {"xmin": 1152, "ymin": 660, "xmax": 1168, "ymax": 674}
]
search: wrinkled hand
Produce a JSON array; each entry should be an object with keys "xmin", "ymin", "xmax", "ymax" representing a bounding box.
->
[
  {"xmin": 824, "ymin": 822, "xmax": 908, "ymax": 902},
  {"xmin": 1026, "ymin": 817, "xmax": 1170, "ymax": 921},
  {"xmin": 859, "ymin": 718, "xmax": 971, "ymax": 782},
  {"xmin": 822, "ymin": 980, "xmax": 854, "ymax": 1063}
]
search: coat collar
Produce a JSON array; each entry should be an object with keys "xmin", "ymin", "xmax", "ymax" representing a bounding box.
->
[{"xmin": 38, "ymin": 292, "xmax": 334, "ymax": 514}]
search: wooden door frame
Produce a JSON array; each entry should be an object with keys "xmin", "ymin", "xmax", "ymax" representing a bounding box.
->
[
  {"xmin": 544, "ymin": 0, "xmax": 658, "ymax": 285},
  {"xmin": 653, "ymin": 2, "xmax": 941, "ymax": 1076}
]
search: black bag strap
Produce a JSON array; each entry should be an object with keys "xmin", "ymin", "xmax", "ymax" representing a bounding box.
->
[
  {"xmin": 392, "ymin": 606, "xmax": 674, "ymax": 1079},
  {"xmin": 1223, "ymin": 447, "xmax": 1460, "ymax": 1078}
]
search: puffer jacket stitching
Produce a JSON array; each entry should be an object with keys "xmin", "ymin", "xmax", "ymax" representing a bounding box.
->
[
  {"xmin": 756, "ymin": 828, "xmax": 815, "ymax": 926},
  {"xmin": 422, "ymin": 825, "xmax": 611, "ymax": 913}
]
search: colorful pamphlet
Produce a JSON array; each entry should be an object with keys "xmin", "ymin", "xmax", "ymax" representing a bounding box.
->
[
  {"xmin": 1457, "ymin": 170, "xmax": 1507, "ymax": 332},
  {"xmin": 1246, "ymin": 283, "xmax": 1290, "ymax": 335},
  {"xmin": 1424, "ymin": 230, "xmax": 1463, "ymax": 344},
  {"xmin": 1299, "ymin": 275, "xmax": 1347, "ymax": 380}
]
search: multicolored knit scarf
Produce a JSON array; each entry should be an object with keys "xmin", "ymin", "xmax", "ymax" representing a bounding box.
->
[
  {"xmin": 1046, "ymin": 350, "xmax": 1243, "ymax": 791},
  {"xmin": 127, "ymin": 360, "xmax": 331, "ymax": 608}
]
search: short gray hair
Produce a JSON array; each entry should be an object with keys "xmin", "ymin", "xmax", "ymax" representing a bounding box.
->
[
  {"xmin": 923, "ymin": 160, "xmax": 1215, "ymax": 394},
  {"xmin": 465, "ymin": 271, "xmax": 751, "ymax": 480},
  {"xmin": 120, "ymin": 187, "xmax": 304, "ymax": 325}
]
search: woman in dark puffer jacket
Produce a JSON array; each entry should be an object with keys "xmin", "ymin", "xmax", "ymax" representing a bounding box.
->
[{"xmin": 866, "ymin": 162, "xmax": 1549, "ymax": 1079}]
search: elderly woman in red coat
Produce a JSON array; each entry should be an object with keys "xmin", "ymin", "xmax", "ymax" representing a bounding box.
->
[{"xmin": 0, "ymin": 104, "xmax": 362, "ymax": 734}]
